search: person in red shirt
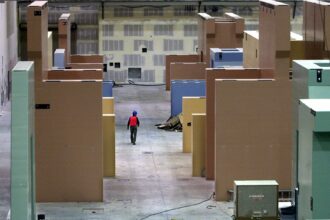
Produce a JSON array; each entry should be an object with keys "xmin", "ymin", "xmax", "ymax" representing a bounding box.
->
[{"xmin": 127, "ymin": 110, "xmax": 140, "ymax": 145}]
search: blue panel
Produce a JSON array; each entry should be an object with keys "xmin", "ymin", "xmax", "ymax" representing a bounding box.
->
[
  {"xmin": 54, "ymin": 49, "xmax": 66, "ymax": 69},
  {"xmin": 171, "ymin": 80, "xmax": 206, "ymax": 116},
  {"xmin": 210, "ymin": 48, "xmax": 222, "ymax": 62},
  {"xmin": 210, "ymin": 48, "xmax": 243, "ymax": 68},
  {"xmin": 103, "ymin": 80, "xmax": 114, "ymax": 97}
]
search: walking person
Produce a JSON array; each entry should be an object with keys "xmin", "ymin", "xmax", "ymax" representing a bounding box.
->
[{"xmin": 127, "ymin": 110, "xmax": 140, "ymax": 145}]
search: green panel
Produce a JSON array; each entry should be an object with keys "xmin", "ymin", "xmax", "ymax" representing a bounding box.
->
[
  {"xmin": 307, "ymin": 69, "xmax": 330, "ymax": 86},
  {"xmin": 292, "ymin": 60, "xmax": 330, "ymax": 201},
  {"xmin": 10, "ymin": 61, "xmax": 35, "ymax": 220},
  {"xmin": 307, "ymin": 86, "xmax": 330, "ymax": 99},
  {"xmin": 313, "ymin": 62, "xmax": 330, "ymax": 68},
  {"xmin": 314, "ymin": 111, "xmax": 330, "ymax": 131},
  {"xmin": 297, "ymin": 101, "xmax": 314, "ymax": 220},
  {"xmin": 312, "ymin": 133, "xmax": 330, "ymax": 218},
  {"xmin": 293, "ymin": 59, "xmax": 330, "ymax": 70},
  {"xmin": 298, "ymin": 99, "xmax": 330, "ymax": 219},
  {"xmin": 292, "ymin": 60, "xmax": 310, "ymax": 197},
  {"xmin": 309, "ymin": 86, "xmax": 330, "ymax": 98},
  {"xmin": 292, "ymin": 60, "xmax": 330, "ymax": 87}
]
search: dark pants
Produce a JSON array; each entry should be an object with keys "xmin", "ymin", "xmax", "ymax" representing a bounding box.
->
[{"xmin": 130, "ymin": 126, "xmax": 137, "ymax": 144}]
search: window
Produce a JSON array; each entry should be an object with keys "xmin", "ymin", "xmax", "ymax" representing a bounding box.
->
[
  {"xmin": 184, "ymin": 24, "xmax": 198, "ymax": 37},
  {"xmin": 144, "ymin": 7, "xmax": 163, "ymax": 16},
  {"xmin": 163, "ymin": 39, "xmax": 184, "ymax": 51},
  {"xmin": 114, "ymin": 8, "xmax": 133, "ymax": 17},
  {"xmin": 154, "ymin": 25, "xmax": 173, "ymax": 36},
  {"xmin": 102, "ymin": 24, "xmax": 114, "ymax": 37},
  {"xmin": 124, "ymin": 25, "xmax": 143, "ymax": 36}
]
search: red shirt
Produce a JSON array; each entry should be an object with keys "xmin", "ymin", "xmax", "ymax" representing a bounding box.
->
[{"xmin": 128, "ymin": 116, "xmax": 140, "ymax": 127}]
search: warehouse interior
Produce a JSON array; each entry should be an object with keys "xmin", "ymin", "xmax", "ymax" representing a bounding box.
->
[{"xmin": 1, "ymin": 0, "xmax": 330, "ymax": 219}]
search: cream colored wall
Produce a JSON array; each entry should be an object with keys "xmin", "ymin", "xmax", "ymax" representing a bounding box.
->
[
  {"xmin": 48, "ymin": 32, "xmax": 53, "ymax": 69},
  {"xmin": 99, "ymin": 7, "xmax": 198, "ymax": 83}
]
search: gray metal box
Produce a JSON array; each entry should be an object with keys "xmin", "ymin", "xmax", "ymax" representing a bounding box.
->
[{"xmin": 234, "ymin": 180, "xmax": 279, "ymax": 219}]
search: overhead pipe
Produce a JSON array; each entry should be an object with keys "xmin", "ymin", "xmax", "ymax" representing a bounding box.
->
[{"xmin": 17, "ymin": 0, "xmax": 300, "ymax": 7}]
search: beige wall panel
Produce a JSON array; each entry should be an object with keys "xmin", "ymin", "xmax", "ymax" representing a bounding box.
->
[
  {"xmin": 182, "ymin": 97, "xmax": 206, "ymax": 153},
  {"xmin": 27, "ymin": 1, "xmax": 48, "ymax": 86},
  {"xmin": 165, "ymin": 55, "xmax": 200, "ymax": 90},
  {"xmin": 259, "ymin": 1, "xmax": 290, "ymax": 80},
  {"xmin": 214, "ymin": 79, "xmax": 292, "ymax": 201},
  {"xmin": 170, "ymin": 62, "xmax": 206, "ymax": 81},
  {"xmin": 197, "ymin": 13, "xmax": 244, "ymax": 66},
  {"xmin": 48, "ymin": 31, "xmax": 53, "ymax": 69},
  {"xmin": 47, "ymin": 69, "xmax": 103, "ymax": 80},
  {"xmin": 243, "ymin": 31, "xmax": 305, "ymax": 69},
  {"xmin": 103, "ymin": 114, "xmax": 116, "ymax": 177},
  {"xmin": 303, "ymin": 1, "xmax": 330, "ymax": 58},
  {"xmin": 71, "ymin": 55, "xmax": 103, "ymax": 63},
  {"xmin": 58, "ymin": 13, "xmax": 71, "ymax": 63},
  {"xmin": 103, "ymin": 97, "xmax": 115, "ymax": 114},
  {"xmin": 205, "ymin": 68, "xmax": 268, "ymax": 180},
  {"xmin": 243, "ymin": 31, "xmax": 259, "ymax": 68},
  {"xmin": 290, "ymin": 40, "xmax": 305, "ymax": 67},
  {"xmin": 192, "ymin": 113, "xmax": 206, "ymax": 177},
  {"xmin": 67, "ymin": 63, "xmax": 103, "ymax": 69},
  {"xmin": 35, "ymin": 81, "xmax": 103, "ymax": 202},
  {"xmin": 27, "ymin": 2, "xmax": 104, "ymax": 203}
]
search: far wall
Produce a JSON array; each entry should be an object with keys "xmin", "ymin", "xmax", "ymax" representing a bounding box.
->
[{"xmin": 100, "ymin": 8, "xmax": 199, "ymax": 83}]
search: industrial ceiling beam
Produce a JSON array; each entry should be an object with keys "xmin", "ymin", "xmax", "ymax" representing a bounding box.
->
[{"xmin": 17, "ymin": 0, "xmax": 302, "ymax": 6}]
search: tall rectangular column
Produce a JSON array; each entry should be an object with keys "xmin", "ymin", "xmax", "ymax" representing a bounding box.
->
[
  {"xmin": 298, "ymin": 99, "xmax": 330, "ymax": 219},
  {"xmin": 11, "ymin": 61, "xmax": 35, "ymax": 220}
]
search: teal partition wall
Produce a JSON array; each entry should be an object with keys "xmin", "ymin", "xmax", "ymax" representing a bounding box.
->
[
  {"xmin": 298, "ymin": 99, "xmax": 330, "ymax": 219},
  {"xmin": 292, "ymin": 60, "xmax": 330, "ymax": 199},
  {"xmin": 10, "ymin": 61, "xmax": 35, "ymax": 220}
]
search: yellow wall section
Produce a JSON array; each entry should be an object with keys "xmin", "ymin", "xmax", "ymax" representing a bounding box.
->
[
  {"xmin": 103, "ymin": 114, "xmax": 116, "ymax": 177},
  {"xmin": 243, "ymin": 31, "xmax": 305, "ymax": 69},
  {"xmin": 290, "ymin": 32, "xmax": 305, "ymax": 67},
  {"xmin": 192, "ymin": 113, "xmax": 206, "ymax": 177},
  {"xmin": 182, "ymin": 97, "xmax": 206, "ymax": 153},
  {"xmin": 102, "ymin": 97, "xmax": 115, "ymax": 114}
]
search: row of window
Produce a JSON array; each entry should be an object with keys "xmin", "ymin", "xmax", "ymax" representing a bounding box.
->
[
  {"xmin": 102, "ymin": 39, "xmax": 186, "ymax": 52},
  {"xmin": 76, "ymin": 23, "xmax": 194, "ymax": 39},
  {"xmin": 76, "ymin": 42, "xmax": 98, "ymax": 54},
  {"xmin": 77, "ymin": 28, "xmax": 98, "ymax": 40},
  {"xmin": 102, "ymin": 24, "xmax": 198, "ymax": 37},
  {"xmin": 113, "ymin": 7, "xmax": 196, "ymax": 17},
  {"xmin": 77, "ymin": 38, "xmax": 198, "ymax": 55},
  {"xmin": 105, "ymin": 69, "xmax": 156, "ymax": 82}
]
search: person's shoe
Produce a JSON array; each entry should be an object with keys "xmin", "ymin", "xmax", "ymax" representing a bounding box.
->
[{"xmin": 133, "ymin": 143, "xmax": 136, "ymax": 145}]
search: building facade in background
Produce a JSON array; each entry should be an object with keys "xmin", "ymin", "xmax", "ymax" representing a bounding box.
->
[{"xmin": 17, "ymin": 2, "xmax": 303, "ymax": 84}]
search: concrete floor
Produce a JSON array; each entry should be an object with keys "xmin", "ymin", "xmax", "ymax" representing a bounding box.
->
[
  {"xmin": 0, "ymin": 103, "xmax": 10, "ymax": 220},
  {"xmin": 0, "ymin": 85, "xmax": 233, "ymax": 220}
]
